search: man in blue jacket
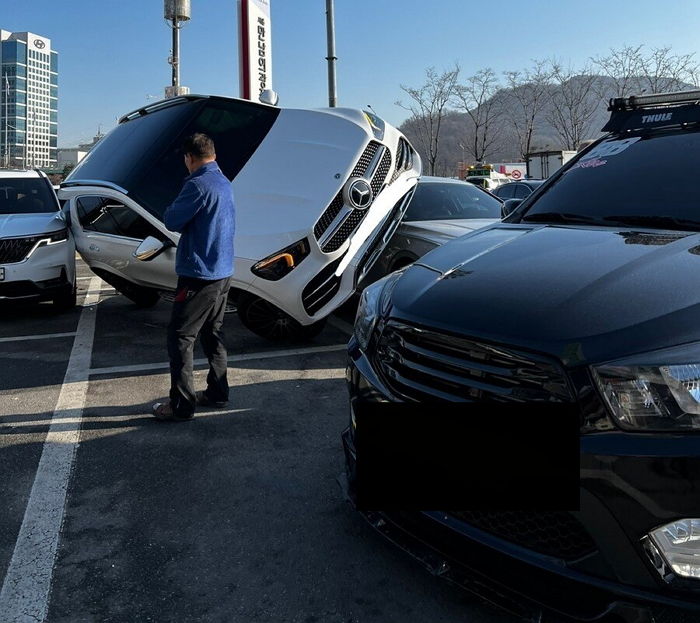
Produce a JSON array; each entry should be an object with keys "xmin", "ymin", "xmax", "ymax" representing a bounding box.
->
[{"xmin": 152, "ymin": 133, "xmax": 235, "ymax": 421}]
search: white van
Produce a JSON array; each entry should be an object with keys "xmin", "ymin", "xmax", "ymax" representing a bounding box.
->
[{"xmin": 59, "ymin": 95, "xmax": 420, "ymax": 340}]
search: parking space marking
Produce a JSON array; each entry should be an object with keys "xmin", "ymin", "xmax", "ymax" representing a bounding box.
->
[
  {"xmin": 89, "ymin": 343, "xmax": 347, "ymax": 377},
  {"xmin": 0, "ymin": 331, "xmax": 78, "ymax": 344},
  {"xmin": 0, "ymin": 276, "xmax": 104, "ymax": 623}
]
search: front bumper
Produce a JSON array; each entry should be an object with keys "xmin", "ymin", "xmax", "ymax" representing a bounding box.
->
[
  {"xmin": 342, "ymin": 342, "xmax": 700, "ymax": 622},
  {"xmin": 0, "ymin": 240, "xmax": 75, "ymax": 301}
]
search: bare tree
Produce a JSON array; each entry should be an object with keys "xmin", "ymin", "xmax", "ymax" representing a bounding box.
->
[
  {"xmin": 591, "ymin": 44, "xmax": 644, "ymax": 98},
  {"xmin": 546, "ymin": 61, "xmax": 600, "ymax": 151},
  {"xmin": 396, "ymin": 65, "xmax": 459, "ymax": 175},
  {"xmin": 503, "ymin": 60, "xmax": 553, "ymax": 160},
  {"xmin": 452, "ymin": 68, "xmax": 503, "ymax": 163},
  {"xmin": 639, "ymin": 46, "xmax": 698, "ymax": 93},
  {"xmin": 592, "ymin": 45, "xmax": 699, "ymax": 98}
]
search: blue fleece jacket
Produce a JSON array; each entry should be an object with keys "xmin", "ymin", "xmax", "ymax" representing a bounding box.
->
[{"xmin": 164, "ymin": 161, "xmax": 235, "ymax": 280}]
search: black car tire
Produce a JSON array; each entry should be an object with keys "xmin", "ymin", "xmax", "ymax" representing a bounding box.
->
[
  {"xmin": 237, "ymin": 292, "xmax": 326, "ymax": 342},
  {"xmin": 52, "ymin": 284, "xmax": 77, "ymax": 312}
]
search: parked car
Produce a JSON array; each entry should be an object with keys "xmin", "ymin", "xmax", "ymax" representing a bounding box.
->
[
  {"xmin": 0, "ymin": 169, "xmax": 76, "ymax": 310},
  {"xmin": 363, "ymin": 176, "xmax": 501, "ymax": 283},
  {"xmin": 58, "ymin": 95, "xmax": 420, "ymax": 341},
  {"xmin": 463, "ymin": 175, "xmax": 508, "ymax": 192},
  {"xmin": 492, "ymin": 179, "xmax": 544, "ymax": 200},
  {"xmin": 342, "ymin": 89, "xmax": 700, "ymax": 621}
]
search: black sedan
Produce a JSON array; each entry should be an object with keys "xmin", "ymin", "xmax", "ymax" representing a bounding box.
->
[{"xmin": 362, "ymin": 176, "xmax": 501, "ymax": 285}]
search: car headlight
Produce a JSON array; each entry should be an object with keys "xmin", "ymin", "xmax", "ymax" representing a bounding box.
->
[
  {"xmin": 354, "ymin": 270, "xmax": 405, "ymax": 351},
  {"xmin": 592, "ymin": 357, "xmax": 700, "ymax": 431},
  {"xmin": 251, "ymin": 238, "xmax": 310, "ymax": 281},
  {"xmin": 646, "ymin": 519, "xmax": 700, "ymax": 580},
  {"xmin": 44, "ymin": 228, "xmax": 68, "ymax": 244}
]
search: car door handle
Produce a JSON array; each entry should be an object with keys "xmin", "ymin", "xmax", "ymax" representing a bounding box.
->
[{"xmin": 89, "ymin": 244, "xmax": 100, "ymax": 252}]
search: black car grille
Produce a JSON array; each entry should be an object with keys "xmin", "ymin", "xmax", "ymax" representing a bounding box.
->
[
  {"xmin": 369, "ymin": 147, "xmax": 392, "ymax": 196},
  {"xmin": 0, "ymin": 236, "xmax": 37, "ymax": 263},
  {"xmin": 376, "ymin": 321, "xmax": 572, "ymax": 403},
  {"xmin": 301, "ymin": 257, "xmax": 343, "ymax": 316},
  {"xmin": 447, "ymin": 510, "xmax": 597, "ymax": 561}
]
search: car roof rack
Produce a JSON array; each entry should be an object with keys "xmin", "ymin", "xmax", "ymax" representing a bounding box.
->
[{"xmin": 603, "ymin": 89, "xmax": 700, "ymax": 133}]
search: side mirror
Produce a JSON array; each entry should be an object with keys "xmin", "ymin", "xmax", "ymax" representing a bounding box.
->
[
  {"xmin": 133, "ymin": 236, "xmax": 173, "ymax": 262},
  {"xmin": 501, "ymin": 199, "xmax": 523, "ymax": 219}
]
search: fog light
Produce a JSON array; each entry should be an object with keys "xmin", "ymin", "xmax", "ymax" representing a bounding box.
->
[{"xmin": 648, "ymin": 519, "xmax": 700, "ymax": 580}]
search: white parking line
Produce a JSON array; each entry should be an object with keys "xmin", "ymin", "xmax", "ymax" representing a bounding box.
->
[
  {"xmin": 0, "ymin": 332, "xmax": 77, "ymax": 344},
  {"xmin": 89, "ymin": 343, "xmax": 347, "ymax": 376},
  {"xmin": 0, "ymin": 276, "xmax": 104, "ymax": 623}
]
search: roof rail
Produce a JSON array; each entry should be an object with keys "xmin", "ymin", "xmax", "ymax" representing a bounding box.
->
[
  {"xmin": 118, "ymin": 94, "xmax": 209, "ymax": 124},
  {"xmin": 609, "ymin": 89, "xmax": 700, "ymax": 112}
]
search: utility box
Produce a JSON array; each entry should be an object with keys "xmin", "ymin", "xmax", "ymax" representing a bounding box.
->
[{"xmin": 526, "ymin": 150, "xmax": 577, "ymax": 178}]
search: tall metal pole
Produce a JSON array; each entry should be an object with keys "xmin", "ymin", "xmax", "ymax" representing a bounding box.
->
[
  {"xmin": 325, "ymin": 0, "xmax": 337, "ymax": 108},
  {"xmin": 4, "ymin": 76, "xmax": 9, "ymax": 168},
  {"xmin": 171, "ymin": 17, "xmax": 180, "ymax": 88}
]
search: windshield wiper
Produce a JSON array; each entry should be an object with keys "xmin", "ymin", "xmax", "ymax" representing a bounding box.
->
[
  {"xmin": 603, "ymin": 215, "xmax": 700, "ymax": 232},
  {"xmin": 521, "ymin": 212, "xmax": 604, "ymax": 225}
]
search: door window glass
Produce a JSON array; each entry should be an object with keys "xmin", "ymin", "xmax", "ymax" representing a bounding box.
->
[{"xmin": 76, "ymin": 196, "xmax": 162, "ymax": 240}]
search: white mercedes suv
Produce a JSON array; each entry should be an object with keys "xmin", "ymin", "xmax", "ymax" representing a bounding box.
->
[
  {"xmin": 58, "ymin": 94, "xmax": 420, "ymax": 340},
  {"xmin": 0, "ymin": 169, "xmax": 76, "ymax": 310}
]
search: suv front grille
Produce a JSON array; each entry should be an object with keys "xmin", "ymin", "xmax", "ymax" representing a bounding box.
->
[
  {"xmin": 0, "ymin": 236, "xmax": 37, "ymax": 263},
  {"xmin": 376, "ymin": 321, "xmax": 572, "ymax": 402},
  {"xmin": 314, "ymin": 141, "xmax": 394, "ymax": 254},
  {"xmin": 447, "ymin": 510, "xmax": 596, "ymax": 561}
]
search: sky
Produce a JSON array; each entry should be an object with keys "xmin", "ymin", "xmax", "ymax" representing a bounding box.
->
[{"xmin": 4, "ymin": 0, "xmax": 700, "ymax": 147}]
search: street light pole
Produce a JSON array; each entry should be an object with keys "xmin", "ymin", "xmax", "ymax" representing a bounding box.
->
[{"xmin": 325, "ymin": 0, "xmax": 337, "ymax": 108}]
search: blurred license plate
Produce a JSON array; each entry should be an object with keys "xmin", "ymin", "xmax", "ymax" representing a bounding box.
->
[{"xmin": 0, "ymin": 267, "xmax": 4, "ymax": 281}]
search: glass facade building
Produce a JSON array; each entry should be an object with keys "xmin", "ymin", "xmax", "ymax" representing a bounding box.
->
[{"xmin": 0, "ymin": 30, "xmax": 57, "ymax": 169}]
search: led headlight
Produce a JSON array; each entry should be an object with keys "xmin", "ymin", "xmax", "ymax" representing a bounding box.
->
[
  {"xmin": 592, "ymin": 360, "xmax": 700, "ymax": 431},
  {"xmin": 251, "ymin": 238, "xmax": 310, "ymax": 281},
  {"xmin": 44, "ymin": 228, "xmax": 68, "ymax": 244},
  {"xmin": 354, "ymin": 269, "xmax": 405, "ymax": 351},
  {"xmin": 647, "ymin": 519, "xmax": 700, "ymax": 580}
]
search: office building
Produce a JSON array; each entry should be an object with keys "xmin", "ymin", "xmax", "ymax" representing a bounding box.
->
[{"xmin": 0, "ymin": 30, "xmax": 58, "ymax": 169}]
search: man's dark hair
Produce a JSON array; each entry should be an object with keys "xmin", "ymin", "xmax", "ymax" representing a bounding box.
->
[{"xmin": 181, "ymin": 133, "xmax": 216, "ymax": 159}]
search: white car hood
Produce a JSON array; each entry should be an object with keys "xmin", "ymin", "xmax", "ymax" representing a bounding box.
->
[
  {"xmin": 0, "ymin": 212, "xmax": 64, "ymax": 238},
  {"xmin": 232, "ymin": 108, "xmax": 372, "ymax": 259},
  {"xmin": 399, "ymin": 218, "xmax": 499, "ymax": 244}
]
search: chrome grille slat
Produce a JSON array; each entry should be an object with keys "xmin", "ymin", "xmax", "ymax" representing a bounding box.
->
[
  {"xmin": 377, "ymin": 321, "xmax": 571, "ymax": 403},
  {"xmin": 0, "ymin": 237, "xmax": 37, "ymax": 264}
]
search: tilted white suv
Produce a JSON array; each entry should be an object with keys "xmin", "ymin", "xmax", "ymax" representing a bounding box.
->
[
  {"xmin": 58, "ymin": 94, "xmax": 420, "ymax": 340},
  {"xmin": 0, "ymin": 169, "xmax": 76, "ymax": 310}
]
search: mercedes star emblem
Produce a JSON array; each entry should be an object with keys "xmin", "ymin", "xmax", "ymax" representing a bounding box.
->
[{"xmin": 346, "ymin": 178, "xmax": 373, "ymax": 210}]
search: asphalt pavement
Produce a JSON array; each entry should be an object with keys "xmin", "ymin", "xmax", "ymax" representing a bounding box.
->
[{"xmin": 0, "ymin": 259, "xmax": 518, "ymax": 623}]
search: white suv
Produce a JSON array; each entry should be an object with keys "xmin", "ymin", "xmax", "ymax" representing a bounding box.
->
[
  {"xmin": 0, "ymin": 169, "xmax": 76, "ymax": 310},
  {"xmin": 59, "ymin": 94, "xmax": 420, "ymax": 340}
]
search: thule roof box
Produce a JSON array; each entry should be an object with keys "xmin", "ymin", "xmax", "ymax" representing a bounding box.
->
[{"xmin": 603, "ymin": 89, "xmax": 700, "ymax": 133}]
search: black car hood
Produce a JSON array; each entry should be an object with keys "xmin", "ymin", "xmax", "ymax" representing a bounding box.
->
[{"xmin": 390, "ymin": 224, "xmax": 700, "ymax": 365}]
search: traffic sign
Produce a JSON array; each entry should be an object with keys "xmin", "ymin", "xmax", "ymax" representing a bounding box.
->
[{"xmin": 511, "ymin": 169, "xmax": 522, "ymax": 179}]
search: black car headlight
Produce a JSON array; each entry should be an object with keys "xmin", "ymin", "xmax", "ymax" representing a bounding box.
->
[
  {"xmin": 354, "ymin": 270, "xmax": 405, "ymax": 351},
  {"xmin": 592, "ymin": 353, "xmax": 700, "ymax": 431},
  {"xmin": 45, "ymin": 228, "xmax": 68, "ymax": 244},
  {"xmin": 251, "ymin": 238, "xmax": 310, "ymax": 281}
]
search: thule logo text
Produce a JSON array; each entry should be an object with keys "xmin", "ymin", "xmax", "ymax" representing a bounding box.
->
[{"xmin": 641, "ymin": 113, "xmax": 673, "ymax": 124}]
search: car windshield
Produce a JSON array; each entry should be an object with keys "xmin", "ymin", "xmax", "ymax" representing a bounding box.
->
[
  {"xmin": 405, "ymin": 181, "xmax": 502, "ymax": 221},
  {"xmin": 521, "ymin": 129, "xmax": 700, "ymax": 230},
  {"xmin": 0, "ymin": 177, "xmax": 57, "ymax": 214}
]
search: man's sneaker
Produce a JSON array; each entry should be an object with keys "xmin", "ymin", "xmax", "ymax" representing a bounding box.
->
[
  {"xmin": 152, "ymin": 401, "xmax": 194, "ymax": 421},
  {"xmin": 195, "ymin": 391, "xmax": 229, "ymax": 409}
]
